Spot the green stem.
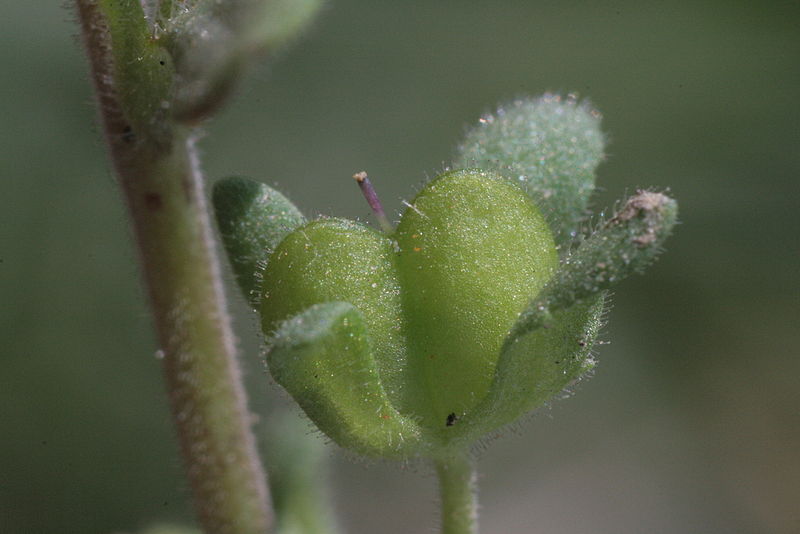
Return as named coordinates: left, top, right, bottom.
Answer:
left=435, top=453, right=478, bottom=534
left=75, top=3, right=272, bottom=532
left=132, top=132, right=272, bottom=534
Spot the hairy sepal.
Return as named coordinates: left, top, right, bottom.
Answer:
left=455, top=94, right=606, bottom=248
left=213, top=176, right=305, bottom=307
left=452, top=295, right=604, bottom=446
left=448, top=190, right=675, bottom=443
left=259, top=217, right=417, bottom=419
left=267, top=302, right=424, bottom=458
left=512, top=190, right=678, bottom=337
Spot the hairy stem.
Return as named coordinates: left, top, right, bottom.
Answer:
left=130, top=132, right=272, bottom=534
left=436, top=453, right=478, bottom=534
left=75, top=2, right=271, bottom=532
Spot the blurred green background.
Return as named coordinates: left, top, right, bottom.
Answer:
left=2, top=2, right=798, bottom=533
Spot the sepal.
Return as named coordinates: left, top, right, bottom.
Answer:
left=267, top=302, right=425, bottom=458
left=455, top=94, right=605, bottom=248
left=213, top=176, right=305, bottom=307
left=512, top=190, right=678, bottom=337
left=452, top=296, right=604, bottom=446
left=447, top=191, right=675, bottom=444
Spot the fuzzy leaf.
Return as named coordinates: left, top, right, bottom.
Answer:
left=512, top=190, right=678, bottom=339
left=455, top=94, right=605, bottom=248
left=267, top=303, right=424, bottom=458
left=213, top=176, right=305, bottom=307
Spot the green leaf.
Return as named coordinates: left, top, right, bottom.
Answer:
left=213, top=176, right=305, bottom=307
left=267, top=302, right=424, bottom=458
left=455, top=94, right=606, bottom=248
